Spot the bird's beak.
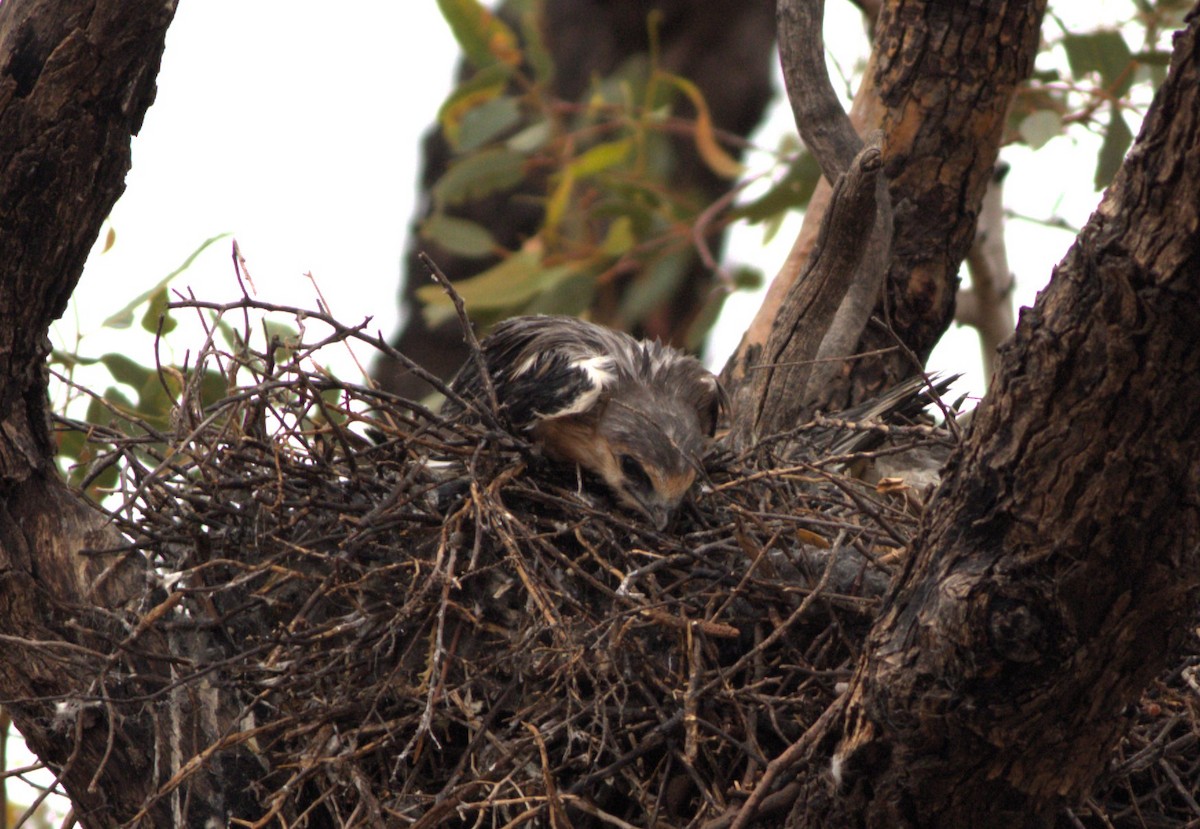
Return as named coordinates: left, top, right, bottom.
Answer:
left=622, top=493, right=674, bottom=530
left=652, top=506, right=671, bottom=531
left=641, top=503, right=671, bottom=531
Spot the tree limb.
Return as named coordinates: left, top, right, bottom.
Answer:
left=725, top=0, right=1046, bottom=412
left=0, top=1, right=191, bottom=824
left=787, top=7, right=1200, bottom=825
left=958, top=163, right=1016, bottom=383
left=730, top=139, right=885, bottom=446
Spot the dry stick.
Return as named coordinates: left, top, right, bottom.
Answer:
left=701, top=533, right=852, bottom=829
left=417, top=251, right=499, bottom=417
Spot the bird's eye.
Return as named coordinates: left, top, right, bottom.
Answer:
left=618, top=454, right=652, bottom=489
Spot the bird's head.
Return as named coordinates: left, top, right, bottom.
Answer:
left=534, top=387, right=715, bottom=530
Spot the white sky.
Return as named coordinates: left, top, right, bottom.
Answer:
left=18, top=0, right=1144, bottom=815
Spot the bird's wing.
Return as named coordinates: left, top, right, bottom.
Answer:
left=448, top=316, right=631, bottom=429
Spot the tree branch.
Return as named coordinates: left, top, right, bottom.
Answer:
left=0, top=1, right=190, bottom=824
left=725, top=0, right=1046, bottom=412
left=958, top=163, right=1016, bottom=383
left=787, top=7, right=1200, bottom=825
left=730, top=139, right=885, bottom=446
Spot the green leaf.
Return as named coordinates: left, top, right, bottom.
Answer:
left=1133, top=49, right=1171, bottom=88
left=98, top=353, right=155, bottom=391
left=1132, top=49, right=1172, bottom=66
left=732, top=266, right=763, bottom=290
left=416, top=248, right=585, bottom=326
left=1062, top=30, right=1134, bottom=96
left=436, top=0, right=522, bottom=70
left=198, top=367, right=230, bottom=408
left=50, top=349, right=98, bottom=370
left=600, top=216, right=635, bottom=257
left=567, top=139, right=633, bottom=179
left=437, top=64, right=510, bottom=148
left=133, top=377, right=176, bottom=431
left=617, top=247, right=691, bottom=325
left=733, top=151, right=821, bottom=224
left=56, top=425, right=86, bottom=465
left=140, top=285, right=177, bottom=334
left=421, top=214, right=499, bottom=259
left=1017, top=109, right=1063, bottom=150
left=1095, top=105, right=1133, bottom=191
left=95, top=386, right=136, bottom=419
left=684, top=288, right=728, bottom=352
left=515, top=0, right=554, bottom=83
left=433, top=148, right=526, bottom=208
left=422, top=212, right=496, bottom=257
left=506, top=120, right=551, bottom=153
left=522, top=271, right=595, bottom=318
left=456, top=95, right=523, bottom=152
left=102, top=233, right=231, bottom=329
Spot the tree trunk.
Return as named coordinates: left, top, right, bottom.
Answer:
left=785, top=7, right=1200, bottom=826
left=0, top=1, right=191, bottom=825
left=725, top=0, right=1045, bottom=416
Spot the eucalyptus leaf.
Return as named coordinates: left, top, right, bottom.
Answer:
left=1018, top=110, right=1063, bottom=150
left=434, top=148, right=526, bottom=208
left=421, top=214, right=499, bottom=259
left=436, top=0, right=521, bottom=70
left=457, top=96, right=522, bottom=152
left=102, top=233, right=231, bottom=329
left=1063, top=30, right=1134, bottom=96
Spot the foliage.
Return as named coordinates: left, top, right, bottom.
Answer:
left=424, top=0, right=1187, bottom=350
left=420, top=0, right=792, bottom=343
left=1012, top=1, right=1191, bottom=189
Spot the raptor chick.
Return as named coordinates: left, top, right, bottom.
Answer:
left=445, top=315, right=724, bottom=529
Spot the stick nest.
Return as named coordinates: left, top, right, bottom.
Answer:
left=59, top=300, right=1200, bottom=828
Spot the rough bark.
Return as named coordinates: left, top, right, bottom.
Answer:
left=0, top=1, right=191, bottom=825
left=374, top=0, right=776, bottom=399
left=725, top=0, right=1045, bottom=415
left=784, top=7, right=1200, bottom=826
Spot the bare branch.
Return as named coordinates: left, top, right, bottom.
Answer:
left=730, top=140, right=884, bottom=445
left=958, top=163, right=1017, bottom=383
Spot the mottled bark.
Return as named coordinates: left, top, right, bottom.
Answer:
left=785, top=7, right=1200, bottom=826
left=725, top=0, right=1045, bottom=416
left=730, top=138, right=885, bottom=445
left=0, top=1, right=191, bottom=825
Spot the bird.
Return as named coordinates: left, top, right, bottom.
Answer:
left=443, top=315, right=725, bottom=529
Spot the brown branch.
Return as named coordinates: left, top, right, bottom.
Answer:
left=730, top=140, right=884, bottom=446
left=726, top=0, right=1045, bottom=413
left=776, top=0, right=862, bottom=179
left=957, top=163, right=1017, bottom=383
left=787, top=7, right=1200, bottom=825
